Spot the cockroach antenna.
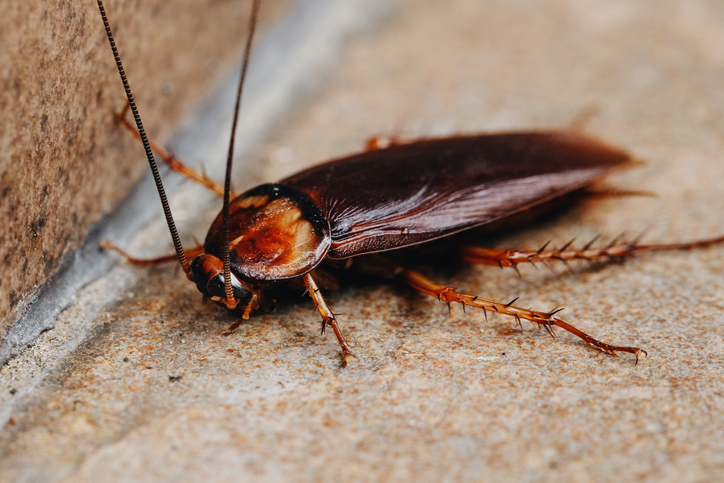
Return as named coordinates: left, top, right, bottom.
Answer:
left=97, top=0, right=263, bottom=304
left=96, top=0, right=191, bottom=277
left=222, top=0, right=262, bottom=310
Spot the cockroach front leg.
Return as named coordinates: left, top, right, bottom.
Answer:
left=303, top=273, right=355, bottom=366
left=116, top=102, right=234, bottom=198
left=403, top=269, right=647, bottom=363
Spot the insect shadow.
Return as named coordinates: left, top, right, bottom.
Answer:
left=96, top=0, right=724, bottom=366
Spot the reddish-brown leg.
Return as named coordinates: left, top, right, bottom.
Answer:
left=116, top=103, right=233, bottom=198
left=101, top=239, right=204, bottom=266
left=303, top=273, right=355, bottom=366
left=460, top=234, right=724, bottom=270
left=221, top=320, right=244, bottom=336
left=403, top=268, right=646, bottom=363
left=364, top=133, right=419, bottom=151
left=219, top=292, right=260, bottom=336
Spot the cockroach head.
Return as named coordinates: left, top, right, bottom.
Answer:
left=190, top=253, right=253, bottom=308
left=191, top=183, right=332, bottom=312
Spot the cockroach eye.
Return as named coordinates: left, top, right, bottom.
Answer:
left=190, top=254, right=251, bottom=305
left=207, top=274, right=251, bottom=304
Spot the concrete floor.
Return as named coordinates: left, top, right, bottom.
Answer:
left=3, top=0, right=724, bottom=481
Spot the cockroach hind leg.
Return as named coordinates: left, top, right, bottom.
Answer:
left=460, top=231, right=724, bottom=278
left=402, top=268, right=646, bottom=363
left=340, top=345, right=357, bottom=368
left=546, top=306, right=565, bottom=317
left=303, top=274, right=356, bottom=366
left=559, top=237, right=576, bottom=252
left=460, top=231, right=724, bottom=274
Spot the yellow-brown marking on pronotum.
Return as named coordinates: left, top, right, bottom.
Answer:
left=237, top=195, right=269, bottom=209
left=222, top=196, right=328, bottom=280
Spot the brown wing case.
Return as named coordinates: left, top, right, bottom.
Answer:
left=280, top=132, right=633, bottom=259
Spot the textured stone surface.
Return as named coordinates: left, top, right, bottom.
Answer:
left=2, top=0, right=724, bottom=481
left=0, top=0, right=291, bottom=339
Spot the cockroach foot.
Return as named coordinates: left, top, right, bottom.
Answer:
left=304, top=273, right=355, bottom=365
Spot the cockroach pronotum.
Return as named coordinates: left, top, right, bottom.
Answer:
left=96, top=0, right=724, bottom=366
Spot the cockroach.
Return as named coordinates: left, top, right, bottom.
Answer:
left=96, top=0, right=724, bottom=366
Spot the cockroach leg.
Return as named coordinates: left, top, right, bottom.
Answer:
left=402, top=268, right=647, bottom=363
left=460, top=233, right=724, bottom=271
left=241, top=292, right=259, bottom=320
left=364, top=134, right=412, bottom=151
left=101, top=239, right=204, bottom=266
left=221, top=293, right=259, bottom=335
left=303, top=273, right=355, bottom=366
left=116, top=102, right=232, bottom=198
left=221, top=319, right=245, bottom=336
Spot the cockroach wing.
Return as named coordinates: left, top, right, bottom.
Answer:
left=280, top=132, right=632, bottom=259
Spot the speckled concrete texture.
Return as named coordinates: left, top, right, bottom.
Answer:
left=2, top=0, right=724, bottom=481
